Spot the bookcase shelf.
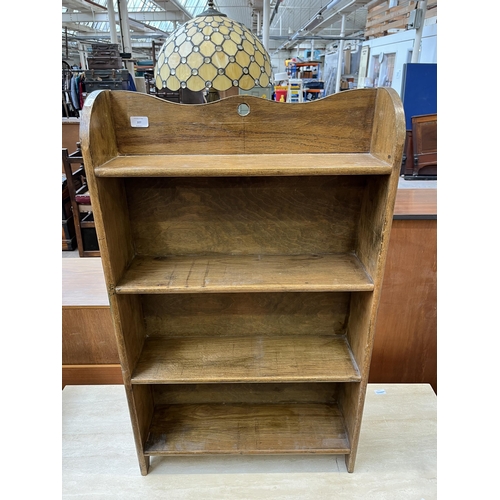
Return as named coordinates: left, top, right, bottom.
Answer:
left=131, top=335, right=361, bottom=384
left=115, top=254, right=374, bottom=294
left=81, top=88, right=405, bottom=475
left=144, top=402, right=351, bottom=456
left=94, top=153, right=392, bottom=177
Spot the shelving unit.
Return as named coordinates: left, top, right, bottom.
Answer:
left=80, top=88, right=405, bottom=475
left=287, top=78, right=304, bottom=102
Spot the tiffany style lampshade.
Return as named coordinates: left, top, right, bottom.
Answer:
left=154, top=1, right=272, bottom=92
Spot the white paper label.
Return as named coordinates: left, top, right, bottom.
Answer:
left=130, top=116, right=149, bottom=127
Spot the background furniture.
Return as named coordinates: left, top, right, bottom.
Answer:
left=62, top=145, right=100, bottom=257
left=63, top=383, right=437, bottom=497
left=81, top=88, right=405, bottom=475
left=401, top=114, right=437, bottom=178
left=62, top=258, right=122, bottom=389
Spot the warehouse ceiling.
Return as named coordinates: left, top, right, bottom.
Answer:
left=62, top=0, right=372, bottom=63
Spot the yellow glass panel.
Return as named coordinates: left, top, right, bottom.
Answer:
left=235, top=50, right=250, bottom=68
left=168, top=52, right=181, bottom=68
left=176, top=32, right=187, bottom=45
left=159, top=63, right=170, bottom=81
left=211, top=31, right=224, bottom=46
left=179, top=41, right=193, bottom=58
left=198, top=63, right=217, bottom=82
left=232, top=23, right=243, bottom=35
left=212, top=51, right=229, bottom=69
left=249, top=62, right=261, bottom=79
left=187, top=51, right=204, bottom=69
left=191, top=32, right=204, bottom=46
left=155, top=75, right=163, bottom=89
left=157, top=52, right=165, bottom=68
left=254, top=50, right=264, bottom=66
left=212, top=74, right=232, bottom=91
left=204, top=16, right=213, bottom=23
left=187, top=25, right=198, bottom=37
left=202, top=25, right=212, bottom=36
left=264, top=60, right=271, bottom=75
left=259, top=73, right=270, bottom=88
left=242, top=39, right=254, bottom=55
left=198, top=21, right=206, bottom=28
left=163, top=41, right=175, bottom=57
left=166, top=75, right=180, bottom=91
left=239, top=74, right=255, bottom=90
left=187, top=75, right=206, bottom=91
left=219, top=25, right=229, bottom=35
left=230, top=31, right=242, bottom=44
left=199, top=40, right=216, bottom=57
left=222, top=39, right=238, bottom=56
left=255, top=38, right=265, bottom=54
left=176, top=64, right=191, bottom=82
left=213, top=16, right=224, bottom=23
left=225, top=62, right=242, bottom=80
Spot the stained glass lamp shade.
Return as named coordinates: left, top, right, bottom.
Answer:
left=154, top=1, right=272, bottom=92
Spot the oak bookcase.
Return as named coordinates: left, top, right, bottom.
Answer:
left=80, top=88, right=405, bottom=475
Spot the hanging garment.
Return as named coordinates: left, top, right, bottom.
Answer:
left=70, top=75, right=80, bottom=110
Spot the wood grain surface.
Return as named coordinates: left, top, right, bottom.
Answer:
left=108, top=90, right=377, bottom=155
left=131, top=335, right=360, bottom=384
left=95, top=153, right=391, bottom=177
left=141, top=292, right=350, bottom=337
left=144, top=403, right=350, bottom=455
left=152, top=382, right=340, bottom=405
left=125, top=176, right=365, bottom=256
left=115, top=254, right=374, bottom=293
left=394, top=188, right=437, bottom=216
left=62, top=307, right=118, bottom=364
left=370, top=219, right=437, bottom=392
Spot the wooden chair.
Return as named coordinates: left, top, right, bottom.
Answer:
left=62, top=144, right=100, bottom=257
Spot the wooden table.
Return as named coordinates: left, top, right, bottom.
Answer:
left=62, top=383, right=437, bottom=498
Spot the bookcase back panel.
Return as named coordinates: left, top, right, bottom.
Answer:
left=108, top=90, right=377, bottom=155
left=125, top=176, right=366, bottom=256
left=152, top=383, right=340, bottom=405
left=141, top=292, right=350, bottom=337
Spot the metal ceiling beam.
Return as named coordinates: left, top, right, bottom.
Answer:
left=62, top=12, right=186, bottom=22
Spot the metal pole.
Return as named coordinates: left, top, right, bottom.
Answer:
left=411, top=0, right=427, bottom=63
left=263, top=0, right=270, bottom=51
left=335, top=14, right=346, bottom=93
left=107, top=0, right=118, bottom=45
left=117, top=0, right=136, bottom=85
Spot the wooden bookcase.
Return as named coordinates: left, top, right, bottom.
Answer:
left=80, top=88, right=405, bottom=475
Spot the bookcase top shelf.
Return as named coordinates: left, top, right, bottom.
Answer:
left=95, top=153, right=392, bottom=177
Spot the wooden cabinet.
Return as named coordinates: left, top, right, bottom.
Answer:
left=80, top=88, right=405, bottom=475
